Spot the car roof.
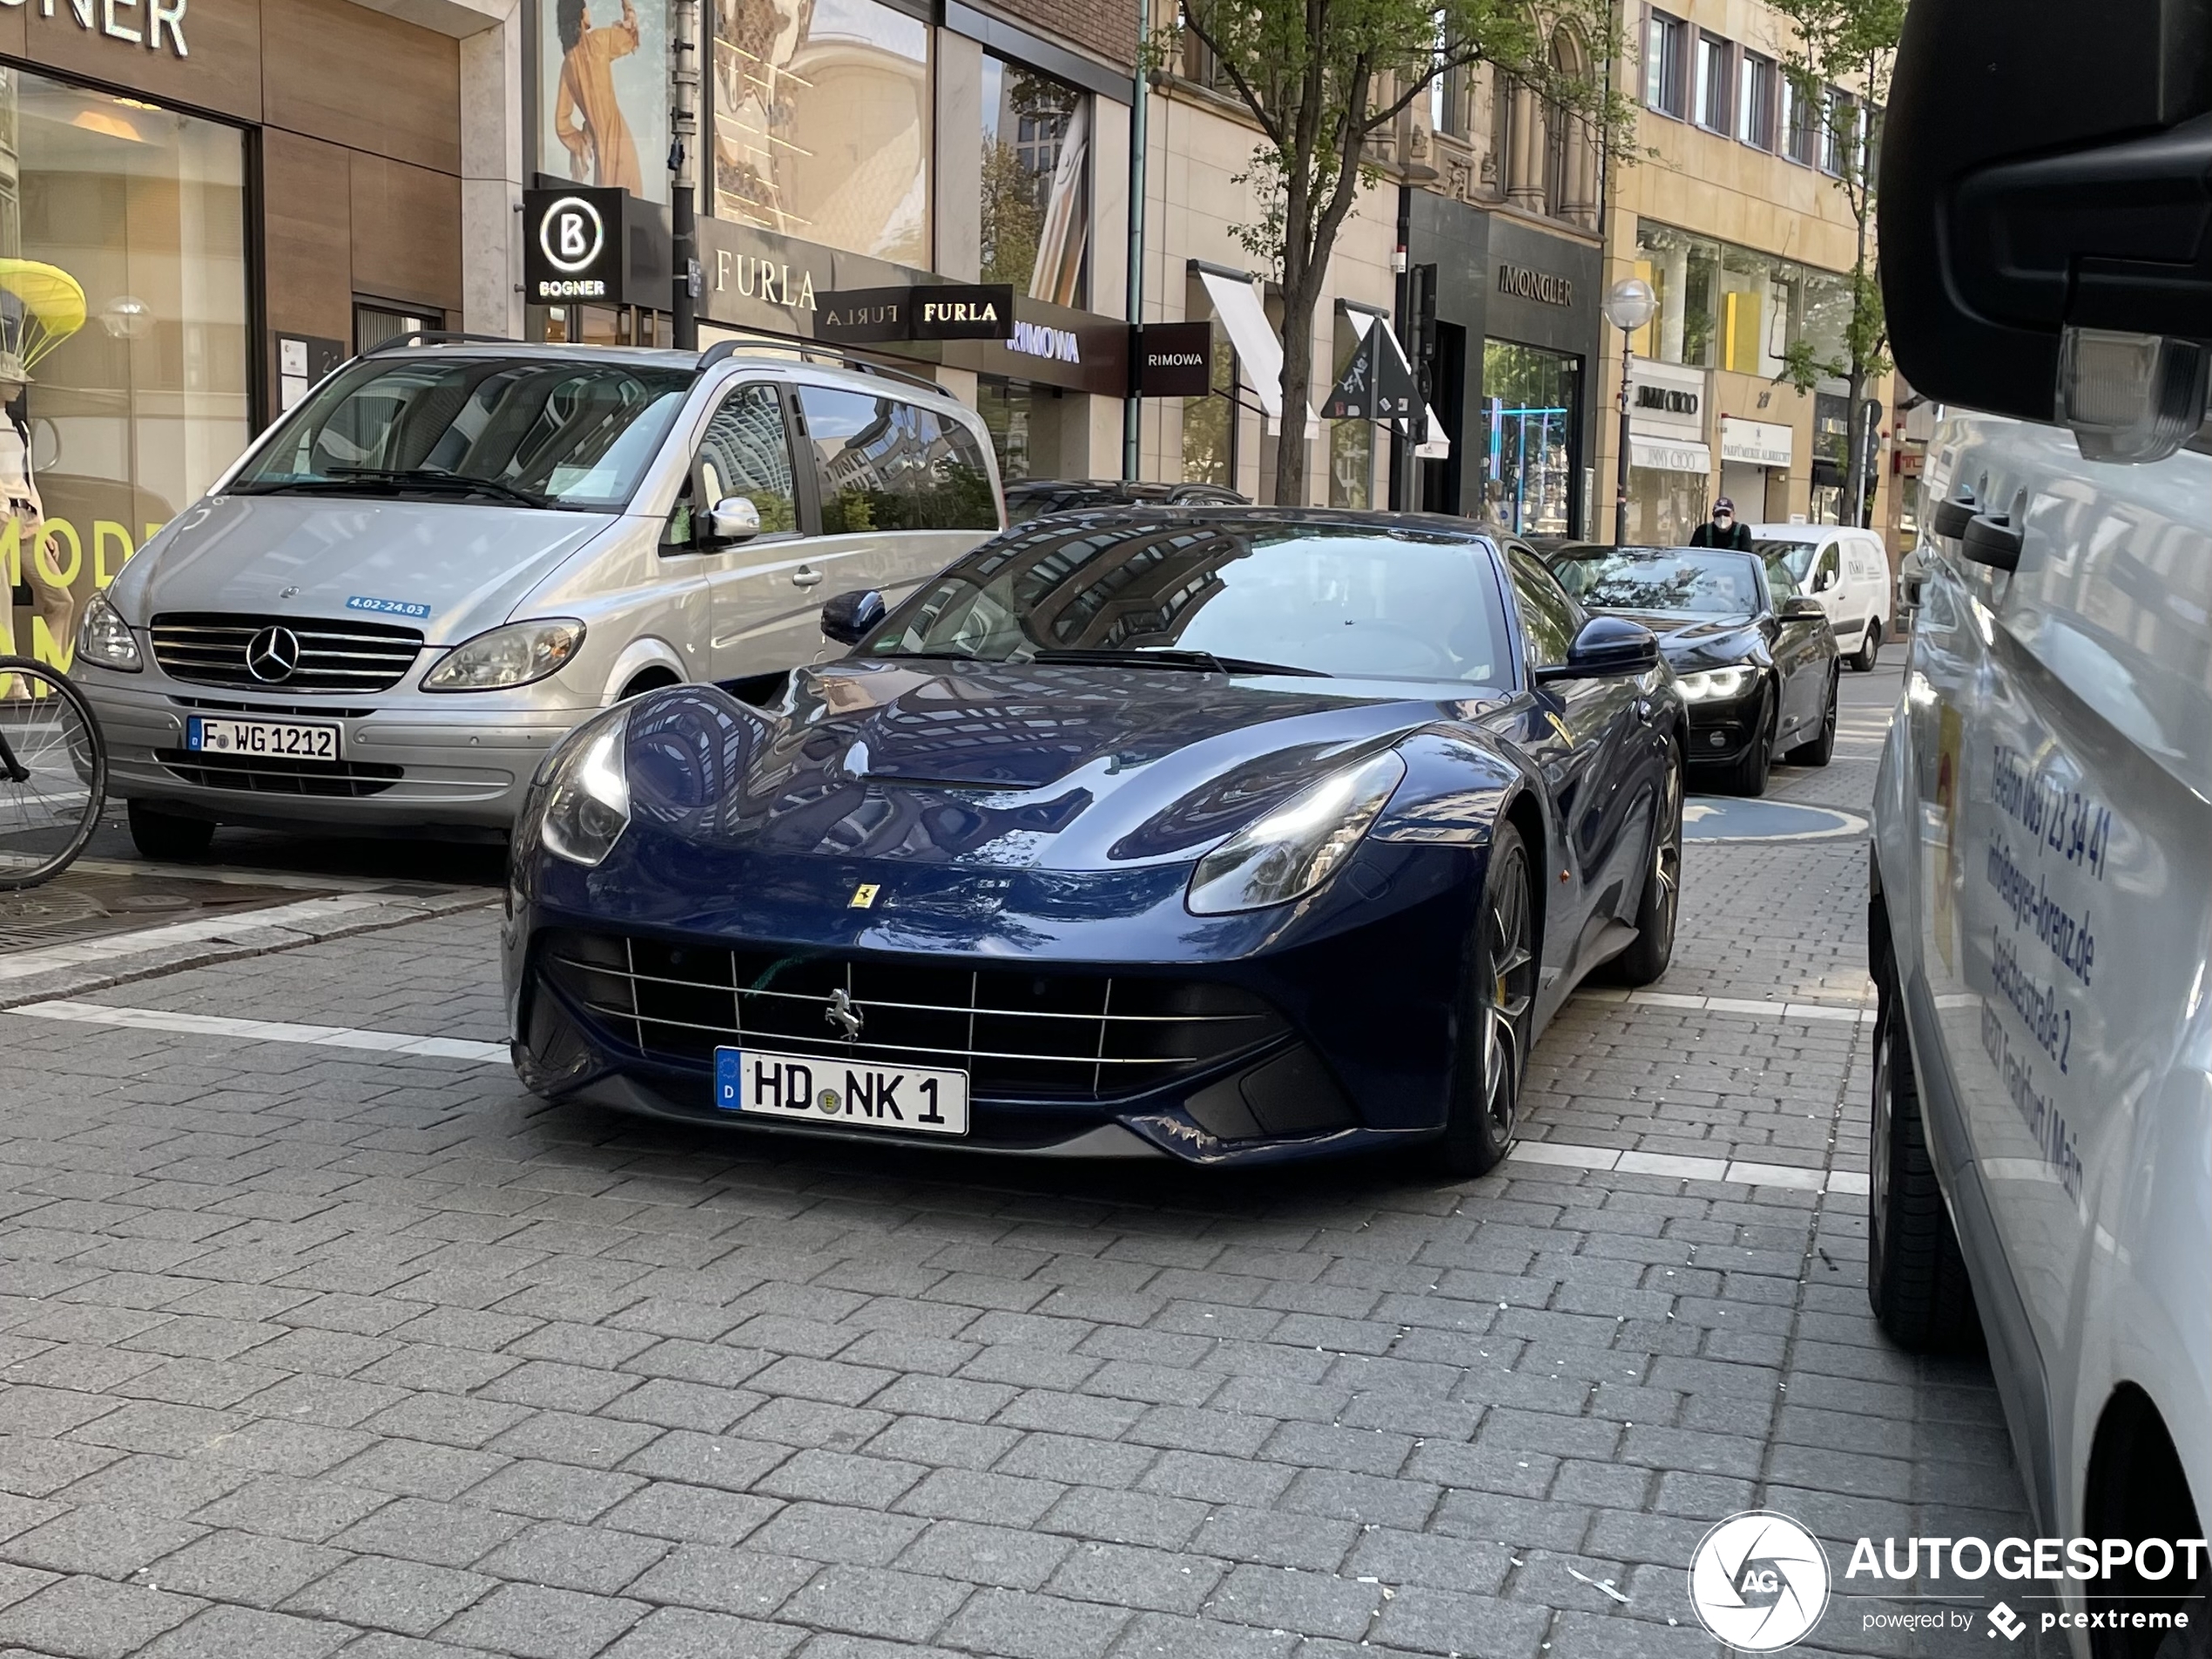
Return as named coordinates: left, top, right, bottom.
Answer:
left=351, top=341, right=978, bottom=415
left=994, top=504, right=1501, bottom=542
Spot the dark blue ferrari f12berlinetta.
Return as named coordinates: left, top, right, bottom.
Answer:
left=502, top=509, right=1687, bottom=1171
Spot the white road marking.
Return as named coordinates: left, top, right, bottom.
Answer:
left=0, top=895, right=386, bottom=983
left=1510, top=1138, right=1870, bottom=1195
left=4, top=998, right=509, bottom=1064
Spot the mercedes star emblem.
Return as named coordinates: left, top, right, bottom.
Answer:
left=246, top=625, right=303, bottom=684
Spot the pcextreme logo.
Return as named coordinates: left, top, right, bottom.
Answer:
left=1689, top=1512, right=1831, bottom=1651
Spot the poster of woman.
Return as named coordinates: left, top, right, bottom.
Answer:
left=542, top=0, right=666, bottom=205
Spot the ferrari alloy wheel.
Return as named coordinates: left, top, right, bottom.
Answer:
left=1609, top=743, right=1683, bottom=986
left=1442, top=821, right=1535, bottom=1177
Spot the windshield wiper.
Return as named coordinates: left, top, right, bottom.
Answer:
left=1029, top=647, right=1329, bottom=678
left=237, top=469, right=550, bottom=509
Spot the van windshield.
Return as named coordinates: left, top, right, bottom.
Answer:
left=1753, top=537, right=1822, bottom=587
left=230, top=357, right=693, bottom=511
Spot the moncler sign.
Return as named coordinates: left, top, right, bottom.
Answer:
left=522, top=186, right=627, bottom=305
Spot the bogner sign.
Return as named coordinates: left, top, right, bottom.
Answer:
left=523, top=187, right=628, bottom=305
left=20, top=0, right=191, bottom=57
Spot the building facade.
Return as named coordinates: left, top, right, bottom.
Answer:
left=1595, top=0, right=1889, bottom=545
left=0, top=0, right=518, bottom=674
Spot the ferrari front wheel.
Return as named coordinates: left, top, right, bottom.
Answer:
left=1441, top=820, right=1536, bottom=1177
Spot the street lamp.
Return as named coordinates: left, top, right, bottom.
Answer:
left=1602, top=276, right=1656, bottom=545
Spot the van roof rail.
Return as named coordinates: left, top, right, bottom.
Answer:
left=361, top=330, right=521, bottom=356
left=697, top=336, right=946, bottom=398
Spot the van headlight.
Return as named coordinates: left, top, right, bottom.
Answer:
left=539, top=707, right=631, bottom=867
left=1186, top=751, right=1405, bottom=915
left=421, top=619, right=584, bottom=692
left=77, top=590, right=141, bottom=671
left=1678, top=665, right=1757, bottom=702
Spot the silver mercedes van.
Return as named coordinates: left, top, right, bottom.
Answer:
left=71, top=337, right=1003, bottom=856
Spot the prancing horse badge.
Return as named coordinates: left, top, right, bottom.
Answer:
left=849, top=883, right=880, bottom=909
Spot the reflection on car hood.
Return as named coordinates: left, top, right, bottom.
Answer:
left=107, top=495, right=614, bottom=646
left=1592, top=608, right=1762, bottom=667
left=623, top=660, right=1468, bottom=873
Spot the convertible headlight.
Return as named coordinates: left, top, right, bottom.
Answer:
left=540, top=707, right=631, bottom=867
left=421, top=619, right=585, bottom=692
left=1678, top=665, right=1757, bottom=702
left=76, top=590, right=141, bottom=671
left=1186, top=751, right=1406, bottom=915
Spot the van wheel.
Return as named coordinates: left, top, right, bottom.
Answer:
left=128, top=799, right=215, bottom=862
left=1851, top=618, right=1882, bottom=672
left=1869, top=915, right=1982, bottom=1352
left=1784, top=670, right=1838, bottom=767
left=619, top=670, right=681, bottom=700
left=1440, top=822, right=1535, bottom=1177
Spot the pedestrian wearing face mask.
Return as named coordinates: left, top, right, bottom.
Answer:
left=1689, top=496, right=1753, bottom=550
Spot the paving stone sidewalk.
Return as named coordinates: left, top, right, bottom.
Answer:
left=0, top=662, right=2050, bottom=1658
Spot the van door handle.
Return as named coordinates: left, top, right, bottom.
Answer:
left=791, top=565, right=824, bottom=590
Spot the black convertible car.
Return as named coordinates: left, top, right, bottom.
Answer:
left=1547, top=544, right=1839, bottom=795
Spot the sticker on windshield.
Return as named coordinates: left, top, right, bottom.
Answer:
left=347, top=596, right=432, bottom=620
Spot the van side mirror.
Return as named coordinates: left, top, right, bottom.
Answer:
left=705, top=496, right=761, bottom=546
left=1811, top=565, right=1837, bottom=593
left=1880, top=0, right=2212, bottom=462
left=820, top=589, right=887, bottom=647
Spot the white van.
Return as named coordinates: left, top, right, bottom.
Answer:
left=1747, top=523, right=1893, bottom=671
left=71, top=338, right=1004, bottom=857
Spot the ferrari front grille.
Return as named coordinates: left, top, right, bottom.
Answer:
left=542, top=930, right=1288, bottom=1101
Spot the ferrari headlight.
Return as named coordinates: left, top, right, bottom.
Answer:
left=422, top=619, right=584, bottom=692
left=77, top=590, right=141, bottom=671
left=1186, top=751, right=1406, bottom=915
left=540, top=706, right=631, bottom=867
left=1678, top=665, right=1757, bottom=702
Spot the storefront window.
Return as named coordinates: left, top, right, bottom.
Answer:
left=0, top=69, right=248, bottom=673
left=980, top=56, right=1089, bottom=307
left=1626, top=465, right=1708, bottom=544
left=1480, top=341, right=1578, bottom=537
left=1632, top=219, right=1851, bottom=380
left=976, top=377, right=1074, bottom=482
left=1327, top=419, right=1372, bottom=509
left=1180, top=327, right=1237, bottom=487
left=712, top=0, right=930, bottom=267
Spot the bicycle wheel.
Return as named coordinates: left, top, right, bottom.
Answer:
left=0, top=657, right=105, bottom=890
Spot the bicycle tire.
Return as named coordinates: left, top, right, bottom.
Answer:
left=0, top=656, right=106, bottom=891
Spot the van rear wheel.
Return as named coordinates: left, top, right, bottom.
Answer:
left=1851, top=618, right=1882, bottom=671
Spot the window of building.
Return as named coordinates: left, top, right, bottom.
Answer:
left=1180, top=301, right=1238, bottom=489
left=0, top=69, right=248, bottom=675
left=1781, top=77, right=1817, bottom=165
left=976, top=377, right=1081, bottom=484
left=712, top=0, right=931, bottom=268
left=1430, top=63, right=1469, bottom=139
left=1693, top=32, right=1730, bottom=132
left=980, top=56, right=1089, bottom=308
left=1643, top=10, right=1687, bottom=117
left=1736, top=52, right=1776, bottom=148
left=355, top=304, right=440, bottom=354
left=1631, top=219, right=1854, bottom=380
left=1822, top=89, right=1855, bottom=175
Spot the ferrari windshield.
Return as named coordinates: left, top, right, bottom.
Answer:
left=1550, top=547, right=1764, bottom=617
left=231, top=355, right=693, bottom=511
left=867, top=518, right=1513, bottom=684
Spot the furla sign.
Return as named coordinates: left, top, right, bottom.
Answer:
left=13, top=0, right=191, bottom=57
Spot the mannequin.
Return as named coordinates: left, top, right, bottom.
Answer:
left=0, top=352, right=71, bottom=694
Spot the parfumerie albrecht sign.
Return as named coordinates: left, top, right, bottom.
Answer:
left=16, top=0, right=190, bottom=56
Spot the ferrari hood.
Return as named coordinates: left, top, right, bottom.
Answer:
left=107, top=495, right=615, bottom=646
left=623, top=660, right=1475, bottom=873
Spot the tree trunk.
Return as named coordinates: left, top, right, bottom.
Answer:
left=1271, top=268, right=1321, bottom=505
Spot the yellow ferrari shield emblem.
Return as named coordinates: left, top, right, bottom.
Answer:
left=849, top=883, right=880, bottom=909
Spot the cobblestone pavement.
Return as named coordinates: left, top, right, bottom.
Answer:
left=0, top=659, right=2056, bottom=1659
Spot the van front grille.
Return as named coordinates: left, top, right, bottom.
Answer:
left=542, top=930, right=1287, bottom=1101
left=156, top=748, right=403, bottom=798
left=152, top=613, right=422, bottom=693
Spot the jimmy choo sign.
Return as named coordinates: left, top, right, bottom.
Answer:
left=10, top=0, right=190, bottom=57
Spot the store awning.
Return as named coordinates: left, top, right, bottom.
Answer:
left=1346, top=310, right=1451, bottom=459
left=1630, top=436, right=1712, bottom=475
left=1197, top=266, right=1317, bottom=435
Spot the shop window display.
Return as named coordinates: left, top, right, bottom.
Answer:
left=979, top=56, right=1089, bottom=307
left=1480, top=341, right=1577, bottom=537
left=1180, top=327, right=1237, bottom=489
left=713, top=0, right=931, bottom=268
left=0, top=69, right=248, bottom=682
left=1630, top=219, right=1850, bottom=379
